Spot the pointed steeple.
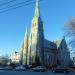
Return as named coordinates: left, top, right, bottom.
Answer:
left=34, top=0, right=40, bottom=17
left=19, top=40, right=24, bottom=65
left=30, top=0, right=44, bottom=65
left=23, top=27, right=28, bottom=65
left=24, top=27, right=28, bottom=39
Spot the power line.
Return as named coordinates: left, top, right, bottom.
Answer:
left=0, top=1, right=34, bottom=13
left=0, top=0, right=43, bottom=13
left=0, top=0, right=33, bottom=11
left=0, top=0, right=17, bottom=7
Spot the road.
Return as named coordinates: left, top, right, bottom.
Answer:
left=0, top=70, right=75, bottom=75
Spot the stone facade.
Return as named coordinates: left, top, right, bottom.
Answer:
left=56, top=37, right=70, bottom=67
left=19, top=0, right=71, bottom=67
left=44, top=39, right=57, bottom=67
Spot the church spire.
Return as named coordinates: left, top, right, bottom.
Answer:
left=34, top=0, right=40, bottom=17
left=24, top=27, right=28, bottom=39
left=23, top=27, right=28, bottom=65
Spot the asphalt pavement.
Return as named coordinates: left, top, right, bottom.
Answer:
left=0, top=70, right=75, bottom=75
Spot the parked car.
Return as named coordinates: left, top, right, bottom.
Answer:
left=0, top=66, right=12, bottom=70
left=14, top=65, right=26, bottom=71
left=5, top=66, right=12, bottom=70
left=52, top=67, right=70, bottom=73
left=31, top=66, right=46, bottom=72
left=0, top=67, right=5, bottom=70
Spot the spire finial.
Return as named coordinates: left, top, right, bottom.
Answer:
left=24, top=27, right=28, bottom=39
left=34, top=0, right=40, bottom=17
left=36, top=0, right=39, bottom=7
left=25, top=27, right=28, bottom=34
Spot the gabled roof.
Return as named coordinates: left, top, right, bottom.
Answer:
left=44, top=39, right=57, bottom=49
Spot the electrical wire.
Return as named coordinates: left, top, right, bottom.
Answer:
left=0, top=0, right=17, bottom=6
left=0, top=0, right=33, bottom=11
left=0, top=0, right=43, bottom=13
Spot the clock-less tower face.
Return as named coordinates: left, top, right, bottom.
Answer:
left=31, top=17, right=43, bottom=43
left=31, top=19, right=38, bottom=44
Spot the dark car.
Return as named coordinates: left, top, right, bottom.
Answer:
left=31, top=66, right=46, bottom=72
left=52, top=67, right=70, bottom=73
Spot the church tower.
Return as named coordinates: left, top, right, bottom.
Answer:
left=29, top=0, right=44, bottom=66
left=19, top=40, right=24, bottom=65
left=23, top=28, right=28, bottom=65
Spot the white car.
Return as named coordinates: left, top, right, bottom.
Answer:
left=31, top=66, right=46, bottom=72
left=15, top=66, right=26, bottom=71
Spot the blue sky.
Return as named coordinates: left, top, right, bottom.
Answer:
left=0, top=0, right=75, bottom=56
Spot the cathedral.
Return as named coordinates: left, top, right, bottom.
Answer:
left=19, top=0, right=71, bottom=67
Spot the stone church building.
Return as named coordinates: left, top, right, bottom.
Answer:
left=19, top=0, right=71, bottom=67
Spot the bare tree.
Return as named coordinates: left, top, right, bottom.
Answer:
left=64, top=18, right=75, bottom=50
